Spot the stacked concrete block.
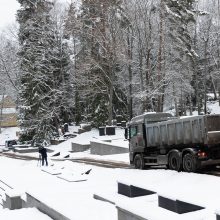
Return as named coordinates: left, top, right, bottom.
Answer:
left=3, top=191, right=22, bottom=210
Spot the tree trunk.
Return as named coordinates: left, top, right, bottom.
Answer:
left=127, top=26, right=133, bottom=119
left=157, top=0, right=164, bottom=112
left=108, top=83, right=113, bottom=125
left=0, top=89, right=5, bottom=134
left=173, top=84, right=179, bottom=117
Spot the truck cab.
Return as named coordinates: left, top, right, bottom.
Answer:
left=127, top=112, right=173, bottom=169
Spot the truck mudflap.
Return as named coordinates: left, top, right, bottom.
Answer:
left=129, top=152, right=135, bottom=163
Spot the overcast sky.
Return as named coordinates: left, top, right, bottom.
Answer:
left=0, top=0, right=20, bottom=30
left=0, top=0, right=71, bottom=30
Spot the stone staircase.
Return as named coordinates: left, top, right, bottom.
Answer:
left=94, top=181, right=219, bottom=220
left=0, top=179, right=13, bottom=208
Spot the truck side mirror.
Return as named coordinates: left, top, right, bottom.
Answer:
left=124, top=128, right=128, bottom=139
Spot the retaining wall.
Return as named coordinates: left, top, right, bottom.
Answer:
left=71, top=143, right=90, bottom=152
left=90, top=141, right=128, bottom=155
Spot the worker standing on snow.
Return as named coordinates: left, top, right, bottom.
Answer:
left=38, top=146, right=48, bottom=166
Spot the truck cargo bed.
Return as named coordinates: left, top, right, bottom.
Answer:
left=145, top=115, right=220, bottom=148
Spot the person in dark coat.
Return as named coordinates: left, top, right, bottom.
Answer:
left=38, top=146, right=48, bottom=166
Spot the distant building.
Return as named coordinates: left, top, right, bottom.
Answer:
left=0, top=95, right=17, bottom=127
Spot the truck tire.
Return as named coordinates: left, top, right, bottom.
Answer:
left=134, top=154, right=145, bottom=169
left=183, top=153, right=197, bottom=172
left=168, top=152, right=181, bottom=171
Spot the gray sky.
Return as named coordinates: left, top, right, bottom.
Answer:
left=0, top=0, right=20, bottom=30
left=0, top=0, right=71, bottom=30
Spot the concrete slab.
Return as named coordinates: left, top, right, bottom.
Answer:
left=90, top=141, right=128, bottom=155
left=57, top=174, right=87, bottom=182
left=71, top=143, right=90, bottom=152
left=25, top=193, right=71, bottom=220
left=93, top=193, right=116, bottom=205
left=41, top=167, right=62, bottom=175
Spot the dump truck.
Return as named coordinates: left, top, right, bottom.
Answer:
left=126, top=112, right=220, bottom=172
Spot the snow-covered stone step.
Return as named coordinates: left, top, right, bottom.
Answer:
left=0, top=185, right=5, bottom=193
left=117, top=173, right=220, bottom=213
left=116, top=199, right=214, bottom=220
left=94, top=188, right=213, bottom=220
left=0, top=179, right=13, bottom=191
left=3, top=190, right=23, bottom=210
left=25, top=192, right=70, bottom=220
left=0, top=179, right=14, bottom=207
left=0, top=186, right=5, bottom=199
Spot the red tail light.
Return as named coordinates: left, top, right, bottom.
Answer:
left=198, top=151, right=207, bottom=158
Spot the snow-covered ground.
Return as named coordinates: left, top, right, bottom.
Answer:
left=0, top=126, right=129, bottom=219
left=1, top=101, right=220, bottom=219
left=0, top=207, right=53, bottom=220
left=1, top=149, right=220, bottom=220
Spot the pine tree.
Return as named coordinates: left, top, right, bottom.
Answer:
left=17, top=0, right=72, bottom=142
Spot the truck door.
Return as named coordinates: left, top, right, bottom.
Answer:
left=129, top=124, right=145, bottom=151
left=129, top=125, right=138, bottom=152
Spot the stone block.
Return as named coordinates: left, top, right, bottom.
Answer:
left=118, top=182, right=155, bottom=198
left=98, top=127, right=105, bottom=136
left=71, top=143, right=90, bottom=152
left=158, top=195, right=176, bottom=213
left=51, top=152, right=60, bottom=157
left=118, top=182, right=130, bottom=197
left=106, top=126, right=115, bottom=135
left=90, top=141, right=128, bottom=155
left=4, top=193, right=22, bottom=210
left=158, top=195, right=204, bottom=214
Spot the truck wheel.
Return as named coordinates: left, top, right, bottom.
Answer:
left=183, top=153, right=197, bottom=172
left=134, top=154, right=145, bottom=169
left=168, top=152, right=181, bottom=171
